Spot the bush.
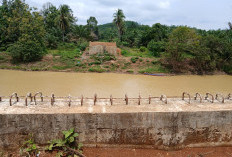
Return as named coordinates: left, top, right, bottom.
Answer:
left=7, top=41, right=45, bottom=63
left=131, top=57, right=139, bottom=63
left=139, top=46, right=147, bottom=52
left=121, top=49, right=128, bottom=56
left=77, top=41, right=89, bottom=51
left=147, top=40, right=166, bottom=57
left=223, top=64, right=232, bottom=74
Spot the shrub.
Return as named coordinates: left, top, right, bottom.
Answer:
left=147, top=40, right=166, bottom=57
left=77, top=41, right=89, bottom=51
left=139, top=46, right=147, bottom=52
left=121, top=49, right=128, bottom=56
left=7, top=41, right=45, bottom=63
left=131, top=57, right=139, bottom=63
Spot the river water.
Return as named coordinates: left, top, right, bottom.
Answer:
left=0, top=70, right=231, bottom=97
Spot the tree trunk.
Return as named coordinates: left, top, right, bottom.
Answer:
left=62, top=32, right=65, bottom=42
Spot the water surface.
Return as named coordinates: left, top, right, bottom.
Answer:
left=0, top=70, right=231, bottom=97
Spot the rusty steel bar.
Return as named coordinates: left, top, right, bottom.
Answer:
left=94, top=94, right=97, bottom=106
left=25, top=93, right=32, bottom=106
left=81, top=95, right=84, bottom=106
left=9, top=93, right=19, bottom=106
left=194, top=93, right=202, bottom=103
left=110, top=95, right=113, bottom=106
left=215, top=93, right=224, bottom=103
left=205, top=93, right=214, bottom=103
left=148, top=95, right=151, bottom=104
left=160, top=95, right=167, bottom=104
left=34, top=92, right=43, bottom=105
left=182, top=92, right=191, bottom=104
left=227, top=93, right=231, bottom=99
left=125, top=94, right=128, bottom=105
left=68, top=95, right=71, bottom=107
left=51, top=94, right=55, bottom=106
left=138, top=95, right=141, bottom=105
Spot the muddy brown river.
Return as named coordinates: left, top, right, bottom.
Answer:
left=0, top=70, right=231, bottom=97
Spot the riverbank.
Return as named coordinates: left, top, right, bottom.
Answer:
left=0, top=48, right=170, bottom=75
left=0, top=48, right=230, bottom=75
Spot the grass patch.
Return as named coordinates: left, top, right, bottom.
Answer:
left=88, top=66, right=106, bottom=73
left=49, top=49, right=82, bottom=66
left=121, top=47, right=156, bottom=58
left=51, top=65, right=71, bottom=70
left=139, top=65, right=169, bottom=74
left=126, top=70, right=134, bottom=73
left=0, top=65, right=27, bottom=70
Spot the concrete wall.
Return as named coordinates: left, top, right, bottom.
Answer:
left=1, top=111, right=232, bottom=150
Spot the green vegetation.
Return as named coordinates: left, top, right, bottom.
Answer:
left=131, top=57, right=139, bottom=63
left=90, top=51, right=116, bottom=63
left=139, top=65, right=169, bottom=74
left=17, top=128, right=84, bottom=157
left=0, top=0, right=231, bottom=75
left=20, top=135, right=39, bottom=156
left=88, top=66, right=106, bottom=73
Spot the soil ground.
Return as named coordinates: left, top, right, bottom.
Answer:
left=2, top=147, right=232, bottom=157
left=82, top=147, right=232, bottom=157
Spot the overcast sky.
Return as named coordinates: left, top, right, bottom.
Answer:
left=26, top=0, right=232, bottom=30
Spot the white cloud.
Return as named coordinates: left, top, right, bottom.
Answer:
left=25, top=0, right=232, bottom=30
left=158, top=1, right=170, bottom=9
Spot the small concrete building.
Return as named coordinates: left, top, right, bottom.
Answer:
left=88, top=42, right=117, bottom=55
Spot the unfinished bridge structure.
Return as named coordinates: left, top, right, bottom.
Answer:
left=0, top=92, right=232, bottom=150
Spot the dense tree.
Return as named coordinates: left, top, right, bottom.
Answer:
left=164, top=26, right=201, bottom=72
left=113, top=9, right=126, bottom=41
left=6, top=1, right=45, bottom=62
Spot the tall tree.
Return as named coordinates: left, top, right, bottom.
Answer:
left=228, top=22, right=232, bottom=30
left=87, top=16, right=98, bottom=40
left=56, top=4, right=75, bottom=42
left=0, top=0, right=9, bottom=50
left=41, top=2, right=61, bottom=48
left=113, top=9, right=125, bottom=41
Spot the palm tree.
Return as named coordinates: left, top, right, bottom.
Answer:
left=113, top=9, right=125, bottom=41
left=56, top=4, right=74, bottom=42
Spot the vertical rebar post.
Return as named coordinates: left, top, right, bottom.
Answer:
left=81, top=95, right=84, bottom=106
left=125, top=94, right=128, bottom=105
left=94, top=94, right=97, bottom=106
left=110, top=95, right=113, bottom=106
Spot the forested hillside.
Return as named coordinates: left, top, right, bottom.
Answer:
left=0, top=0, right=231, bottom=74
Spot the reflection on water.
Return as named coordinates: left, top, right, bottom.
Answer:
left=0, top=70, right=231, bottom=97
